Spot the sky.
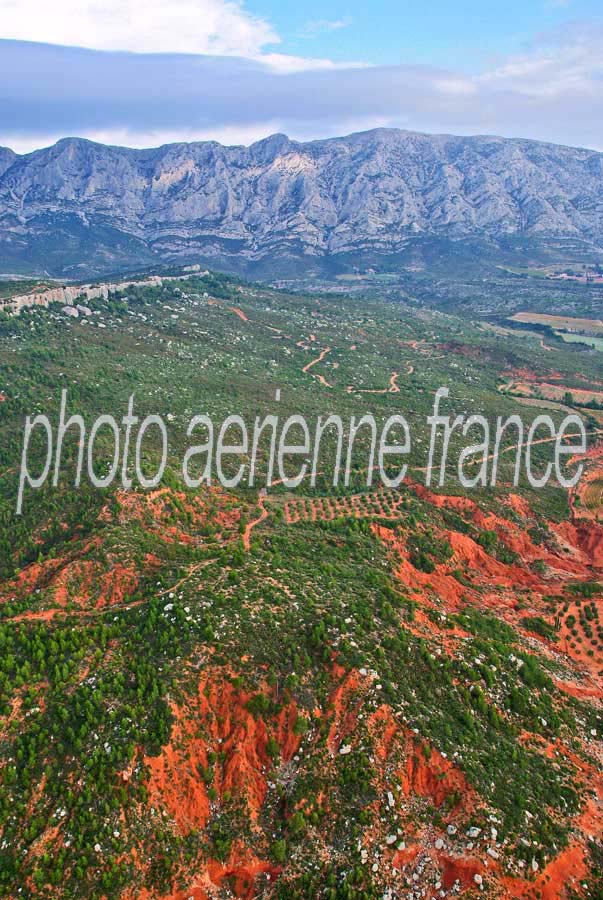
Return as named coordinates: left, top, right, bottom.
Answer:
left=1, top=0, right=603, bottom=153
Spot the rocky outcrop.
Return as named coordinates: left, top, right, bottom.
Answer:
left=1, top=129, right=603, bottom=275
left=0, top=147, right=16, bottom=178
left=3, top=271, right=206, bottom=313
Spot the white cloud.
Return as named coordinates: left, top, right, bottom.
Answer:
left=3, top=20, right=603, bottom=154
left=0, top=0, right=278, bottom=57
left=478, top=21, right=603, bottom=97
left=260, top=52, right=367, bottom=74
left=0, top=0, right=360, bottom=73
left=432, top=77, right=478, bottom=97
left=301, top=19, right=352, bottom=37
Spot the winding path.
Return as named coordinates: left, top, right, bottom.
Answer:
left=346, top=371, right=400, bottom=394
left=242, top=495, right=269, bottom=550
left=302, top=347, right=333, bottom=388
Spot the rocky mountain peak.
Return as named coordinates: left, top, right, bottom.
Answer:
left=1, top=128, right=602, bottom=276
left=0, top=147, right=17, bottom=177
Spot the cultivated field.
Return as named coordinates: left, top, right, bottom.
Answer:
left=510, top=311, right=603, bottom=334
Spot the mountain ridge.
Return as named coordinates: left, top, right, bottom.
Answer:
left=0, top=147, right=17, bottom=177
left=1, top=128, right=603, bottom=277
left=6, top=125, right=603, bottom=157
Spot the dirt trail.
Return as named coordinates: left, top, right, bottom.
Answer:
left=411, top=428, right=603, bottom=475
left=9, top=558, right=220, bottom=623
left=242, top=496, right=269, bottom=550
left=397, top=339, right=439, bottom=359
left=296, top=333, right=317, bottom=349
left=302, top=347, right=332, bottom=387
left=158, top=559, right=218, bottom=596
left=207, top=298, right=249, bottom=323
left=346, top=371, right=400, bottom=395
left=248, top=429, right=601, bottom=505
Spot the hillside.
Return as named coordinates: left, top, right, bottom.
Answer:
left=0, top=272, right=602, bottom=899
left=1, top=130, right=603, bottom=277
left=0, top=149, right=16, bottom=179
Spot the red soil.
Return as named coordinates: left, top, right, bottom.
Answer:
left=242, top=495, right=268, bottom=551
left=138, top=668, right=308, bottom=897
left=207, top=851, right=280, bottom=900
left=0, top=534, right=144, bottom=611
left=553, top=520, right=603, bottom=568
left=127, top=885, right=209, bottom=900
left=116, top=488, right=241, bottom=544
left=398, top=735, right=474, bottom=811
left=506, top=493, right=532, bottom=518
left=327, top=669, right=364, bottom=754
left=440, top=855, right=482, bottom=890
left=145, top=670, right=302, bottom=834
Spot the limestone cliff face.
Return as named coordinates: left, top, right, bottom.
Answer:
left=1, top=129, right=603, bottom=275
left=2, top=272, right=203, bottom=313
left=0, top=148, right=17, bottom=178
